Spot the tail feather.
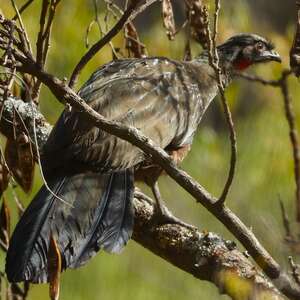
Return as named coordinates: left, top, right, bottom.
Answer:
left=6, top=169, right=134, bottom=283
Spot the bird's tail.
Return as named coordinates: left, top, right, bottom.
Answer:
left=6, top=169, right=134, bottom=283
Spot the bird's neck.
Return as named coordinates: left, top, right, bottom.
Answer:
left=194, top=51, right=234, bottom=86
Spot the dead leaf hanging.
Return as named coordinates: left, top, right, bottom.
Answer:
left=16, top=132, right=34, bottom=193
left=185, top=0, right=209, bottom=49
left=0, top=156, right=10, bottom=198
left=48, top=234, right=62, bottom=300
left=4, top=108, right=35, bottom=194
left=0, top=198, right=10, bottom=248
left=125, top=22, right=147, bottom=58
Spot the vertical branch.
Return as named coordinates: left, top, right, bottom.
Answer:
left=41, top=0, right=61, bottom=65
left=206, top=0, right=237, bottom=204
left=36, top=0, right=49, bottom=67
left=12, top=0, right=35, bottom=21
left=289, top=256, right=300, bottom=286
left=10, top=0, right=33, bottom=57
left=279, top=71, right=300, bottom=222
left=32, top=0, right=61, bottom=102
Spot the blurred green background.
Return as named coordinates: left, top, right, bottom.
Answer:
left=1, top=0, right=300, bottom=299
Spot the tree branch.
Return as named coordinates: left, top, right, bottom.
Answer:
left=5, top=57, right=300, bottom=298
left=205, top=0, right=237, bottom=204
left=33, top=0, right=61, bottom=102
left=12, top=0, right=35, bottom=21
left=0, top=95, right=287, bottom=299
left=279, top=72, right=300, bottom=222
left=237, top=70, right=300, bottom=224
left=133, top=192, right=285, bottom=300
left=1, top=6, right=300, bottom=299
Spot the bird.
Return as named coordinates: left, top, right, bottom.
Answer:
left=6, top=33, right=281, bottom=283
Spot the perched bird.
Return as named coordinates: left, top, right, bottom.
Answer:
left=6, top=33, right=280, bottom=283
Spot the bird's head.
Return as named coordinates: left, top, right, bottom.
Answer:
left=217, top=33, right=281, bottom=71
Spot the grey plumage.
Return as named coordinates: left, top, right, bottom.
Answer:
left=6, top=170, right=134, bottom=283
left=42, top=57, right=218, bottom=175
left=6, top=34, right=280, bottom=283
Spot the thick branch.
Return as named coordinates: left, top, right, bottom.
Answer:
left=0, top=96, right=286, bottom=299
left=4, top=60, right=300, bottom=298
left=133, top=193, right=284, bottom=300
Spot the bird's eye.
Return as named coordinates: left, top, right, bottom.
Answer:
left=256, top=41, right=265, bottom=51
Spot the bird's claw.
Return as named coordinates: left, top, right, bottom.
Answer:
left=152, top=204, right=197, bottom=231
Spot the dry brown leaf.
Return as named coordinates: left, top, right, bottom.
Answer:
left=48, top=235, right=61, bottom=300
left=0, top=157, right=10, bottom=197
left=5, top=138, right=19, bottom=180
left=16, top=132, right=34, bottom=193
left=0, top=198, right=10, bottom=248
left=185, top=0, right=209, bottom=49
left=125, top=22, right=146, bottom=58
left=162, top=0, right=176, bottom=40
left=5, top=109, right=35, bottom=194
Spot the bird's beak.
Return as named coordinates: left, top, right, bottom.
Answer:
left=256, top=49, right=281, bottom=63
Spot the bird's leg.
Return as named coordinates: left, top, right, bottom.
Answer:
left=150, top=181, right=196, bottom=230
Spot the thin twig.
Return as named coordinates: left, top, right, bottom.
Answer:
left=2, top=5, right=300, bottom=299
left=127, top=0, right=159, bottom=22
left=41, top=0, right=61, bottom=65
left=206, top=0, right=237, bottom=204
left=10, top=0, right=33, bottom=56
left=279, top=196, right=293, bottom=240
left=33, top=0, right=61, bottom=102
left=36, top=0, right=49, bottom=68
left=235, top=71, right=281, bottom=87
left=289, top=256, right=300, bottom=286
left=12, top=0, right=35, bottom=21
left=69, top=0, right=141, bottom=88
left=279, top=71, right=300, bottom=222
left=16, top=58, right=300, bottom=299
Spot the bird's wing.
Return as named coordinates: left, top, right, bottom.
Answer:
left=42, top=58, right=204, bottom=174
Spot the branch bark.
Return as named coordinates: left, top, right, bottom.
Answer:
left=0, top=96, right=286, bottom=300
left=1, top=4, right=300, bottom=298
left=11, top=57, right=300, bottom=299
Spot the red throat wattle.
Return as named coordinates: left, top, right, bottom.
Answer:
left=233, top=58, right=252, bottom=70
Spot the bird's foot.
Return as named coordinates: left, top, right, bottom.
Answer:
left=152, top=204, right=197, bottom=231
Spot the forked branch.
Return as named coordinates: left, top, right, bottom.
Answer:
left=0, top=96, right=287, bottom=300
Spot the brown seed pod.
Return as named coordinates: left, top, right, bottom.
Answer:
left=0, top=157, right=10, bottom=197
left=185, top=0, right=209, bottom=49
left=5, top=109, right=35, bottom=194
left=0, top=198, right=10, bottom=248
left=125, top=22, right=147, bottom=58
left=162, top=0, right=176, bottom=41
